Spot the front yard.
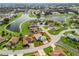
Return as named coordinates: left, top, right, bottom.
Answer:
left=48, top=27, right=65, bottom=35
left=44, top=46, right=53, bottom=55
left=43, top=26, right=49, bottom=29
left=34, top=39, right=43, bottom=47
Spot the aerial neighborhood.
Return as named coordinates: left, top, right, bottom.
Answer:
left=0, top=3, right=79, bottom=56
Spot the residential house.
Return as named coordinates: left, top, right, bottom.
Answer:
left=11, top=37, right=19, bottom=45
left=0, top=35, right=5, bottom=43
left=6, top=37, right=19, bottom=48
left=34, top=34, right=48, bottom=44
left=66, top=34, right=79, bottom=41
left=52, top=47, right=65, bottom=56
left=22, top=35, right=33, bottom=48
left=29, top=25, right=38, bottom=33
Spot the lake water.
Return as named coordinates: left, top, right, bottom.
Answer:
left=6, top=14, right=27, bottom=32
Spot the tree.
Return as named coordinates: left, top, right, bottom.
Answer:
left=1, top=31, right=5, bottom=37
left=36, top=13, right=40, bottom=19
left=76, top=46, right=79, bottom=52
left=19, top=33, right=23, bottom=40
left=3, top=18, right=10, bottom=24
left=45, top=21, right=48, bottom=25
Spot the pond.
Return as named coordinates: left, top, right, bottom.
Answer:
left=6, top=14, right=28, bottom=32
left=49, top=16, right=72, bottom=22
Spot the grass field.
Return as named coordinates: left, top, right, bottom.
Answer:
left=23, top=51, right=38, bottom=56
left=44, top=46, right=53, bottom=55
left=48, top=27, right=65, bottom=35
left=60, top=36, right=79, bottom=50
left=20, top=21, right=30, bottom=35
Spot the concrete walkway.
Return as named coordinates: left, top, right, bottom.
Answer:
left=38, top=49, right=46, bottom=56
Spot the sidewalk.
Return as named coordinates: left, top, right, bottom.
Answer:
left=38, top=49, right=46, bottom=56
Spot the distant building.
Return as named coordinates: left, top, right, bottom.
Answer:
left=71, top=16, right=79, bottom=19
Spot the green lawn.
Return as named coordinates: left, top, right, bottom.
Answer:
left=48, top=27, right=65, bottom=35
left=0, top=54, right=8, bottom=56
left=64, top=31, right=79, bottom=36
left=20, top=21, right=30, bottom=35
left=60, top=36, right=79, bottom=50
left=66, top=18, right=72, bottom=25
left=43, top=26, right=49, bottom=29
left=14, top=40, right=23, bottom=50
left=34, top=40, right=43, bottom=47
left=23, top=51, right=38, bottom=56
left=0, top=42, right=7, bottom=49
left=44, top=46, right=53, bottom=55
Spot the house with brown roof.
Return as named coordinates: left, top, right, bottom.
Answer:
left=29, top=25, right=39, bottom=33
left=11, top=37, right=19, bottom=45
left=48, top=20, right=55, bottom=27
left=0, top=36, right=5, bottom=43
left=22, top=35, right=33, bottom=48
left=6, top=37, right=19, bottom=48
left=52, top=47, right=65, bottom=56
left=23, top=35, right=29, bottom=45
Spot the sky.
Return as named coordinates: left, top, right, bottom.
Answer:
left=0, top=3, right=79, bottom=8
left=0, top=0, right=79, bottom=3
